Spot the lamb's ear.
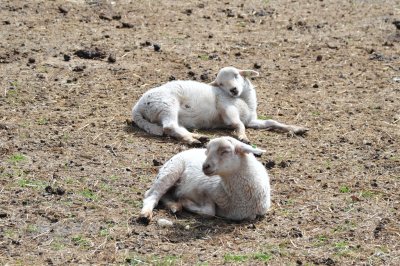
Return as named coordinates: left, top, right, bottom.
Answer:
left=234, top=142, right=266, bottom=155
left=209, top=80, right=220, bottom=87
left=239, top=69, right=259, bottom=78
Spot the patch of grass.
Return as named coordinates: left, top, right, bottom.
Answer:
left=26, top=224, right=38, bottom=233
left=198, top=54, right=209, bottom=61
left=109, top=175, right=120, bottom=181
left=80, top=188, right=98, bottom=201
left=325, top=160, right=331, bottom=169
left=72, top=235, right=91, bottom=248
left=252, top=252, right=272, bottom=262
left=51, top=241, right=65, bottom=251
left=333, top=241, right=350, bottom=255
left=224, top=254, right=248, bottom=263
left=339, top=186, right=351, bottom=193
left=258, top=114, right=272, bottom=120
left=36, top=117, right=48, bottom=125
left=311, top=111, right=320, bottom=116
left=99, top=228, right=109, bottom=237
left=151, top=255, right=180, bottom=266
left=360, top=190, right=375, bottom=198
left=9, top=154, right=26, bottom=164
left=62, top=132, right=70, bottom=141
left=17, top=178, right=47, bottom=189
left=4, top=229, right=16, bottom=238
left=313, top=235, right=328, bottom=247
left=9, top=80, right=18, bottom=88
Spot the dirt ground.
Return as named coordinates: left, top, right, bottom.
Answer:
left=0, top=0, right=399, bottom=265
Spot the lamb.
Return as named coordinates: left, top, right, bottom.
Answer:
left=132, top=66, right=308, bottom=145
left=139, top=136, right=271, bottom=223
left=132, top=67, right=307, bottom=144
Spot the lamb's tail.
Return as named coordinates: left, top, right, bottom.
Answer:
left=132, top=103, right=164, bottom=136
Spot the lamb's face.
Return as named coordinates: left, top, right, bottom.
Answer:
left=202, top=137, right=241, bottom=176
left=213, top=67, right=244, bottom=97
left=210, top=67, right=259, bottom=98
left=202, top=136, right=266, bottom=176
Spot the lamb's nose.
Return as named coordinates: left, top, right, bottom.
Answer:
left=202, top=164, right=210, bottom=171
left=230, top=87, right=238, bottom=95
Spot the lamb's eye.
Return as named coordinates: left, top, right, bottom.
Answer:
left=234, top=74, right=239, bottom=79
left=220, top=149, right=230, bottom=155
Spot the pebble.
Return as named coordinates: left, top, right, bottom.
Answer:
left=157, top=218, right=174, bottom=228
left=153, top=44, right=161, bottom=52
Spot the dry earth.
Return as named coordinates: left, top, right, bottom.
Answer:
left=0, top=0, right=399, bottom=265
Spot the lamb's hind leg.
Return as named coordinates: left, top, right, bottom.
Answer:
left=160, top=194, right=182, bottom=214
left=160, top=111, right=203, bottom=145
left=181, top=198, right=216, bottom=217
left=247, top=119, right=308, bottom=135
left=139, top=156, right=185, bottom=224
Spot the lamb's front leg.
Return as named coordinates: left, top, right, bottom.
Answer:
left=247, top=119, right=308, bottom=135
left=222, top=106, right=250, bottom=143
left=139, top=156, right=185, bottom=224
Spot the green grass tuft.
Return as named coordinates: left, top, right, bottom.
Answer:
left=339, top=186, right=350, bottom=193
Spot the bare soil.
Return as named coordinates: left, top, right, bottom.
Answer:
left=1, top=0, right=399, bottom=265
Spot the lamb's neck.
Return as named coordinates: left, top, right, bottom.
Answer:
left=219, top=155, right=257, bottom=195
left=240, top=79, right=257, bottom=112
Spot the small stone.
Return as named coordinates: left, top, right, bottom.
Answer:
left=99, top=13, right=112, bottom=21
left=316, top=55, right=323, bottom=61
left=393, top=20, right=400, bottom=30
left=200, top=73, right=209, bottom=81
left=108, top=54, right=116, bottom=63
left=112, top=14, right=122, bottom=20
left=63, top=54, right=71, bottom=61
left=28, top=58, right=35, bottom=64
left=264, top=160, right=275, bottom=169
left=120, top=22, right=134, bottom=28
left=157, top=218, right=174, bottom=228
left=153, top=44, right=161, bottom=52
left=152, top=159, right=163, bottom=166
left=58, top=6, right=68, bottom=14
left=254, top=63, right=261, bottom=69
left=313, top=83, right=319, bottom=88
left=72, top=65, right=86, bottom=72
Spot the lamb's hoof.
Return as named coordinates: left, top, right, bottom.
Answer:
left=197, top=136, right=210, bottom=144
left=137, top=215, right=151, bottom=225
left=187, top=139, right=205, bottom=148
left=254, top=153, right=262, bottom=158
left=138, top=210, right=152, bottom=225
left=238, top=137, right=251, bottom=145
left=289, top=126, right=309, bottom=136
left=169, top=205, right=182, bottom=214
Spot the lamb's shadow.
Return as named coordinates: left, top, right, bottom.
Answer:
left=132, top=209, right=268, bottom=243
left=164, top=213, right=267, bottom=243
left=123, top=119, right=239, bottom=148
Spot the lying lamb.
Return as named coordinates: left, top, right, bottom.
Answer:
left=139, top=136, right=271, bottom=223
left=132, top=66, right=308, bottom=145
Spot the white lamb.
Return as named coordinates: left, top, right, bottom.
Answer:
left=139, top=136, right=271, bottom=223
left=132, top=66, right=308, bottom=145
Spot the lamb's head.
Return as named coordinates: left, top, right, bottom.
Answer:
left=210, top=67, right=259, bottom=97
left=202, top=136, right=265, bottom=177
